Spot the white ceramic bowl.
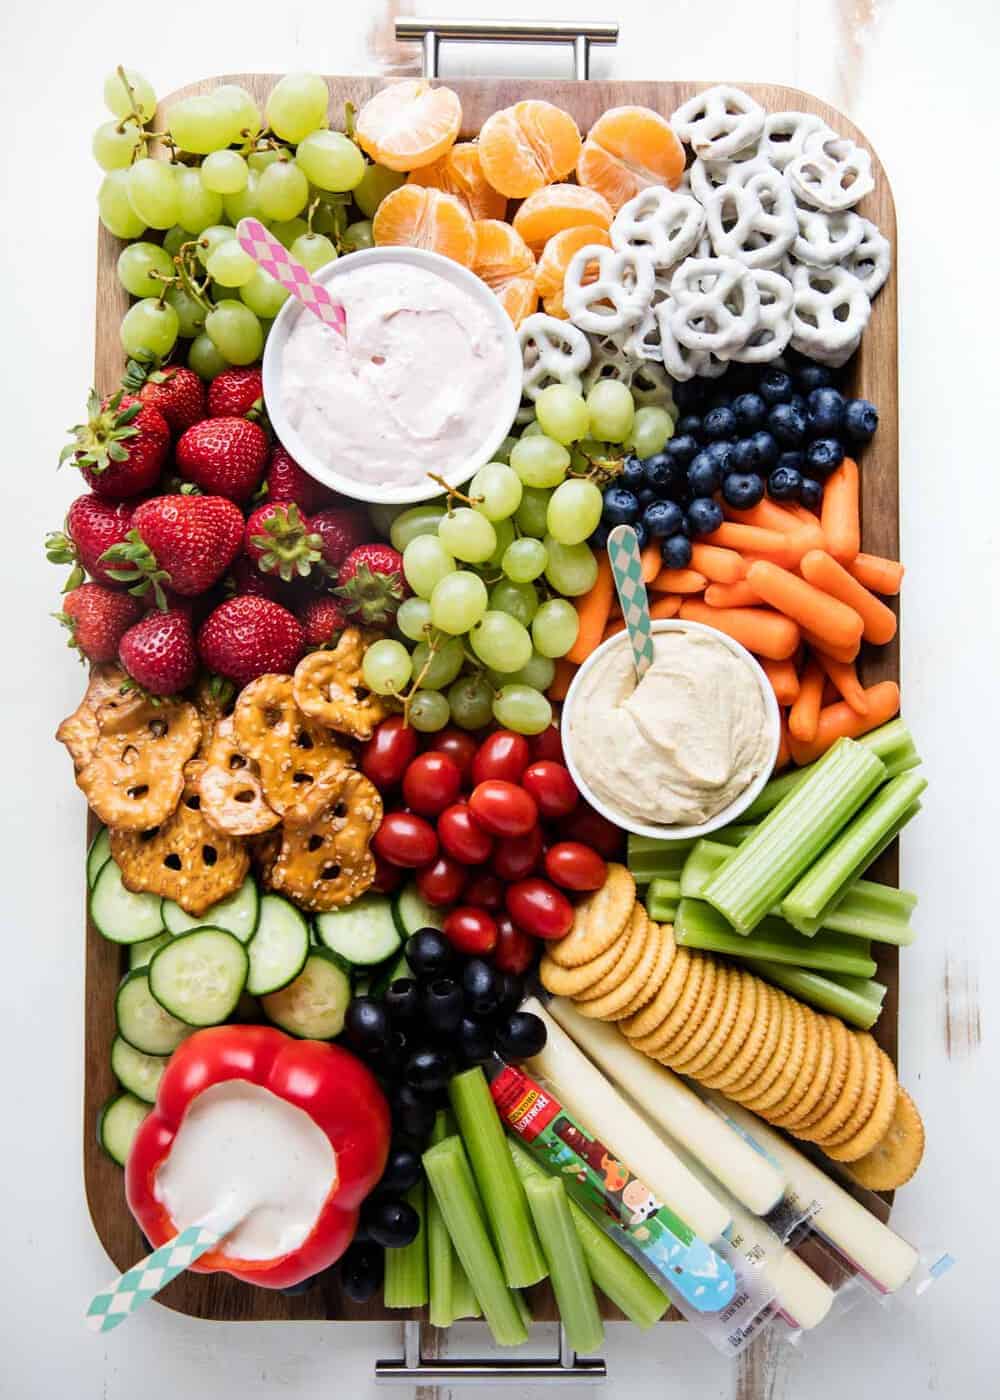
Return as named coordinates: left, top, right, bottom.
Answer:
left=561, top=619, right=781, bottom=842
left=261, top=246, right=523, bottom=507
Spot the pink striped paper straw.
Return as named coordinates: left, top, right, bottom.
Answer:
left=236, top=217, right=347, bottom=337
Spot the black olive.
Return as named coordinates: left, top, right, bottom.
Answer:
left=458, top=1015, right=493, bottom=1065
left=494, top=1011, right=547, bottom=1063
left=393, top=1083, right=437, bottom=1138
left=405, top=928, right=454, bottom=980
left=340, top=1240, right=384, bottom=1301
left=495, top=971, right=524, bottom=1018
left=379, top=1144, right=423, bottom=1195
left=424, top=977, right=463, bottom=1034
left=343, top=996, right=390, bottom=1054
left=405, top=1046, right=453, bottom=1094
left=366, top=1196, right=420, bottom=1249
left=462, top=959, right=500, bottom=1017
left=385, top=977, right=420, bottom=1023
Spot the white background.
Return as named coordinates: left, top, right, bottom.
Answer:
left=1, top=0, right=996, bottom=1395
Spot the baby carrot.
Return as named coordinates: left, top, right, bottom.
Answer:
left=799, top=550, right=897, bottom=646
left=814, top=651, right=869, bottom=715
left=787, top=682, right=902, bottom=765
left=788, top=657, right=824, bottom=743
left=782, top=523, right=828, bottom=566
left=725, top=499, right=806, bottom=535
left=847, top=552, right=905, bottom=596
left=677, top=600, right=800, bottom=660
left=650, top=568, right=708, bottom=594
left=761, top=656, right=801, bottom=707
left=785, top=502, right=822, bottom=527
left=548, top=658, right=577, bottom=702
left=640, top=541, right=662, bottom=583
left=745, top=560, right=863, bottom=654
left=650, top=595, right=682, bottom=620
left=775, top=713, right=791, bottom=771
left=565, top=552, right=613, bottom=664
left=702, top=523, right=796, bottom=565
left=601, top=619, right=627, bottom=643
left=821, top=457, right=861, bottom=562
left=705, top=581, right=759, bottom=608
left=688, top=542, right=747, bottom=584
left=799, top=626, right=860, bottom=664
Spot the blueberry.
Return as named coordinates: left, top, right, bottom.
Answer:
left=703, top=405, right=737, bottom=441
left=601, top=485, right=640, bottom=525
left=732, top=392, right=767, bottom=430
left=789, top=393, right=807, bottom=417
left=687, top=450, right=721, bottom=496
left=643, top=499, right=685, bottom=537
left=776, top=449, right=805, bottom=475
left=687, top=497, right=724, bottom=536
left=795, top=362, right=834, bottom=393
left=806, top=387, right=846, bottom=437
left=758, top=368, right=794, bottom=406
left=665, top=433, right=699, bottom=465
left=729, top=437, right=758, bottom=473
left=621, top=455, right=646, bottom=489
left=632, top=520, right=649, bottom=549
left=705, top=440, right=734, bottom=472
left=722, top=472, right=765, bottom=509
left=675, top=413, right=704, bottom=440
left=767, top=465, right=803, bottom=502
left=747, top=430, right=780, bottom=470
left=805, top=437, right=845, bottom=478
left=799, top=476, right=824, bottom=511
left=768, top=401, right=807, bottom=446
left=673, top=380, right=708, bottom=413
left=637, top=487, right=657, bottom=507
left=590, top=521, right=610, bottom=549
left=660, top=533, right=692, bottom=569
left=643, top=452, right=687, bottom=499
left=843, top=398, right=879, bottom=442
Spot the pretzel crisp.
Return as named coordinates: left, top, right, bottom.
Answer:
left=111, top=761, right=250, bottom=915
left=233, top=673, right=353, bottom=816
left=56, top=665, right=128, bottom=771
left=292, top=629, right=389, bottom=741
left=192, top=675, right=231, bottom=755
left=196, top=715, right=281, bottom=838
left=76, top=693, right=201, bottom=831
left=267, top=763, right=382, bottom=912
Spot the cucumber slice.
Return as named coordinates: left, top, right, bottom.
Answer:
left=394, top=883, right=445, bottom=936
left=116, top=969, right=190, bottom=1055
left=87, top=828, right=112, bottom=888
left=162, top=877, right=260, bottom=943
left=99, top=1092, right=150, bottom=1166
left=129, top=932, right=173, bottom=970
left=246, top=894, right=310, bottom=996
left=149, top=927, right=249, bottom=1026
left=261, top=949, right=351, bottom=1039
left=111, top=1035, right=167, bottom=1103
left=315, top=894, right=402, bottom=967
left=90, top=861, right=164, bottom=944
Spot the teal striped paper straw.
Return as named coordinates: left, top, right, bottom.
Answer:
left=606, top=525, right=654, bottom=678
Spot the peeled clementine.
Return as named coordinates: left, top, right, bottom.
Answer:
left=577, top=106, right=686, bottom=209
left=478, top=100, right=582, bottom=199
left=472, top=219, right=538, bottom=326
left=534, top=225, right=611, bottom=319
left=372, top=185, right=476, bottom=266
left=356, top=79, right=462, bottom=172
left=408, top=142, right=507, bottom=221
left=512, top=184, right=613, bottom=253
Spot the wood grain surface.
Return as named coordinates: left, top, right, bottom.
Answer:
left=83, top=74, right=899, bottom=1324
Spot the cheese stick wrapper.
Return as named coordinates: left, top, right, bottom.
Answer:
left=548, top=999, right=785, bottom=1216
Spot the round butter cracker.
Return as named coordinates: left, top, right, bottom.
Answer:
left=701, top=977, right=771, bottom=1091
left=668, top=963, right=733, bottom=1073
left=577, top=920, right=663, bottom=1020
left=549, top=863, right=635, bottom=967
left=691, top=968, right=755, bottom=1083
left=768, top=1005, right=822, bottom=1124
left=621, top=943, right=694, bottom=1042
left=656, top=956, right=719, bottom=1064
left=618, top=920, right=676, bottom=1018
left=577, top=904, right=649, bottom=1000
left=790, top=1015, right=850, bottom=1131
left=798, top=1024, right=865, bottom=1143
left=725, top=982, right=786, bottom=1099
left=742, top=998, right=809, bottom=1115
left=628, top=952, right=706, bottom=1054
left=818, top=1033, right=882, bottom=1148
left=824, top=1050, right=899, bottom=1163
left=841, top=1086, right=924, bottom=1190
left=540, top=921, right=631, bottom=997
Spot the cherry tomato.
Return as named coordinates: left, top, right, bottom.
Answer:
left=437, top=803, right=494, bottom=865
left=521, top=761, right=578, bottom=820
left=372, top=811, right=439, bottom=868
left=558, top=803, right=625, bottom=860
left=361, top=716, right=419, bottom=790
left=505, top=878, right=574, bottom=941
left=469, top=780, right=538, bottom=837
left=443, top=906, right=498, bottom=956
left=544, top=841, right=607, bottom=892
left=493, top=914, right=536, bottom=975
left=491, top=824, right=544, bottom=882
left=530, top=723, right=564, bottom=764
left=416, top=855, right=467, bottom=907
left=471, top=730, right=531, bottom=786
left=402, top=751, right=462, bottom=817
left=462, top=869, right=504, bottom=911
left=428, top=727, right=478, bottom=785
left=372, top=852, right=406, bottom=895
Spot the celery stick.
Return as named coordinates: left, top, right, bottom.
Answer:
left=674, top=899, right=876, bottom=976
left=525, top=1175, right=605, bottom=1356
left=423, top=1135, right=529, bottom=1347
left=448, top=1068, right=547, bottom=1289
left=427, top=1110, right=455, bottom=1327
left=743, top=720, right=920, bottom=821
left=645, top=878, right=681, bottom=924
left=680, top=840, right=732, bottom=898
left=512, top=1288, right=533, bottom=1330
left=834, top=973, right=888, bottom=1003
left=627, top=834, right=695, bottom=885
left=713, top=823, right=759, bottom=846
left=745, top=959, right=885, bottom=1029
left=508, top=1139, right=669, bottom=1330
left=704, top=739, right=887, bottom=934
left=383, top=1180, right=428, bottom=1309
left=451, top=1256, right=482, bottom=1321
left=819, top=879, right=916, bottom=945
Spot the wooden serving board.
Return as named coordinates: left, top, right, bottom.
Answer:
left=83, top=75, right=899, bottom=1324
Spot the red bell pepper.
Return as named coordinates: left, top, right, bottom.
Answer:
left=126, top=1025, right=390, bottom=1289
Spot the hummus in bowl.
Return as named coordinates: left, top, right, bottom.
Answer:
left=562, top=621, right=780, bottom=841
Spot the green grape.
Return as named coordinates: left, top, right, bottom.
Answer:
left=486, top=517, right=516, bottom=570
left=291, top=233, right=337, bottom=273
left=502, top=537, right=548, bottom=583
left=205, top=300, right=264, bottom=365
left=195, top=224, right=233, bottom=267
left=536, top=383, right=590, bottom=445
left=543, top=537, right=599, bottom=597
left=168, top=94, right=235, bottom=155
left=117, top=242, right=173, bottom=299
left=369, top=502, right=405, bottom=538
left=201, top=150, right=249, bottom=195
left=546, top=478, right=604, bottom=546
left=362, top=639, right=412, bottom=695
left=175, top=168, right=223, bottom=233
left=165, top=285, right=207, bottom=338
left=104, top=68, right=156, bottom=122
left=447, top=673, right=495, bottom=731
left=223, top=170, right=261, bottom=224
left=207, top=239, right=256, bottom=288
left=265, top=73, right=330, bottom=143
left=470, top=612, right=533, bottom=672
left=240, top=267, right=290, bottom=318
left=390, top=504, right=447, bottom=552
left=586, top=380, right=635, bottom=443
left=248, top=149, right=283, bottom=173
left=430, top=572, right=487, bottom=634
left=510, top=434, right=570, bottom=489
left=97, top=171, right=147, bottom=238
left=438, top=508, right=496, bottom=564
left=492, top=685, right=552, bottom=736
left=469, top=461, right=522, bottom=521
left=212, top=84, right=261, bottom=141
left=92, top=120, right=143, bottom=171
left=308, top=202, right=339, bottom=237
left=296, top=130, right=365, bottom=191
left=493, top=434, right=518, bottom=464
left=342, top=219, right=374, bottom=252
left=354, top=163, right=406, bottom=217
left=628, top=404, right=674, bottom=458
left=489, top=579, right=538, bottom=627
left=514, top=486, right=552, bottom=538
left=188, top=332, right=229, bottom=380
left=257, top=160, right=310, bottom=221
left=403, top=535, right=455, bottom=598
left=531, top=598, right=580, bottom=658
left=520, top=418, right=543, bottom=437
left=413, top=636, right=465, bottom=689
left=490, top=652, right=556, bottom=693
left=162, top=225, right=187, bottom=257
left=408, top=690, right=450, bottom=733
left=269, top=217, right=309, bottom=248
left=396, top=597, right=432, bottom=642
left=120, top=299, right=179, bottom=359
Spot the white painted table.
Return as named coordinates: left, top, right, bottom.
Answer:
left=1, top=0, right=994, bottom=1394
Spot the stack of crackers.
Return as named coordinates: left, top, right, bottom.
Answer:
left=540, top=864, right=924, bottom=1191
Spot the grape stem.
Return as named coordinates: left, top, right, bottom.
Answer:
left=568, top=445, right=626, bottom=486
left=426, top=472, right=485, bottom=512
left=399, top=629, right=443, bottom=727
left=172, top=244, right=214, bottom=313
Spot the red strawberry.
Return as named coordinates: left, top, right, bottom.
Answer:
left=45, top=495, right=135, bottom=590
left=244, top=502, right=326, bottom=582
left=335, top=543, right=408, bottom=624
left=298, top=594, right=348, bottom=648
left=264, top=446, right=330, bottom=515
left=119, top=608, right=198, bottom=695
left=57, top=583, right=143, bottom=663
left=310, top=507, right=370, bottom=573
left=208, top=367, right=264, bottom=420
left=133, top=365, right=206, bottom=436
left=198, top=596, right=305, bottom=686
left=62, top=389, right=169, bottom=499
left=102, top=495, right=244, bottom=604
left=175, top=417, right=269, bottom=502
left=228, top=556, right=297, bottom=605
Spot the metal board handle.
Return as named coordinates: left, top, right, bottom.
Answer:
left=395, top=17, right=618, bottom=80
left=376, top=1320, right=607, bottom=1385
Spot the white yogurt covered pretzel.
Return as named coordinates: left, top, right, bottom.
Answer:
left=518, top=313, right=591, bottom=404
left=615, top=302, right=663, bottom=362
left=704, top=169, right=797, bottom=269
left=791, top=207, right=865, bottom=268
left=731, top=268, right=794, bottom=363
left=672, top=85, right=766, bottom=161
left=841, top=218, right=891, bottom=298
left=787, top=130, right=874, bottom=212
left=564, top=245, right=655, bottom=335
left=788, top=261, right=871, bottom=366
left=610, top=186, right=706, bottom=270
left=580, top=334, right=636, bottom=394
left=759, top=111, right=831, bottom=170
left=668, top=256, right=760, bottom=354
left=631, top=359, right=677, bottom=408
left=655, top=301, right=728, bottom=380
left=688, top=151, right=772, bottom=206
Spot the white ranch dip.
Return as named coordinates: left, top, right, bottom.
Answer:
left=154, top=1080, right=337, bottom=1261
left=279, top=261, right=511, bottom=489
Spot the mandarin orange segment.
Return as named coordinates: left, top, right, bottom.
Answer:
left=534, top=224, right=611, bottom=306
left=478, top=101, right=582, bottom=199
left=356, top=79, right=462, bottom=172
left=577, top=105, right=686, bottom=210
left=471, top=219, right=538, bottom=326
left=408, top=142, right=507, bottom=221
left=512, top=184, right=614, bottom=252
left=372, top=185, right=476, bottom=266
